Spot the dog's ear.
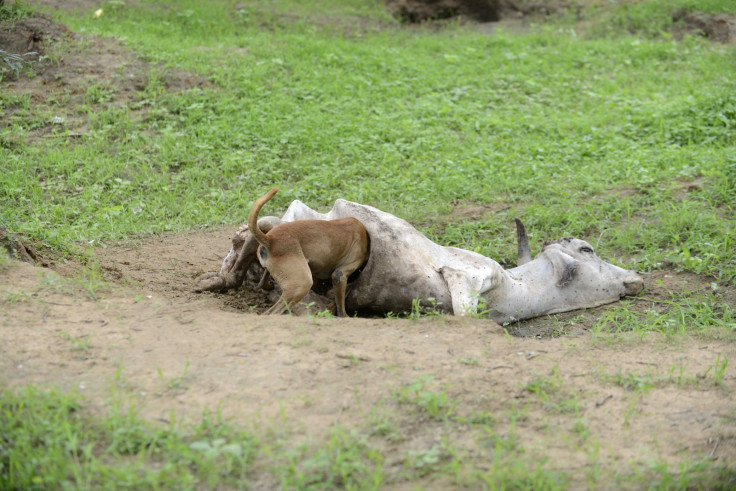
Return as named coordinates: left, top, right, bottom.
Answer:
left=545, top=249, right=579, bottom=287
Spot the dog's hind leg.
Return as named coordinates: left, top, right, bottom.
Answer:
left=266, top=257, right=313, bottom=315
left=332, top=269, right=349, bottom=317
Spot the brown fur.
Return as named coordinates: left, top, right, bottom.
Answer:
left=247, top=187, right=370, bottom=317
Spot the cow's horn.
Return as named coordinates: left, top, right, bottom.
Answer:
left=515, top=218, right=532, bottom=266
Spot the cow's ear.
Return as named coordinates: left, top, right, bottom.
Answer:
left=546, top=250, right=579, bottom=287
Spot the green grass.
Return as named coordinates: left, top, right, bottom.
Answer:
left=1, top=0, right=734, bottom=284
left=3, top=382, right=732, bottom=489
left=0, top=385, right=260, bottom=489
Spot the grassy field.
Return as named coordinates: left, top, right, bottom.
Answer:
left=1, top=0, right=736, bottom=488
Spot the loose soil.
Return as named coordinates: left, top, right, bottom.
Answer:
left=2, top=1, right=736, bottom=485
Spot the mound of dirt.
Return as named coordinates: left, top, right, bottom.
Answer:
left=0, top=12, right=70, bottom=55
left=385, top=0, right=736, bottom=44
left=0, top=227, right=46, bottom=266
left=0, top=9, right=212, bottom=144
left=385, top=0, right=503, bottom=22
left=673, top=9, right=736, bottom=43
left=385, top=0, right=570, bottom=23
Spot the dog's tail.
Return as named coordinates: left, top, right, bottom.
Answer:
left=248, top=187, right=279, bottom=248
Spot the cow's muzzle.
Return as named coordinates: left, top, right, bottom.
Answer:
left=623, top=275, right=644, bottom=296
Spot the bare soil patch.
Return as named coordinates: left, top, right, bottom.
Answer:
left=2, top=228, right=736, bottom=485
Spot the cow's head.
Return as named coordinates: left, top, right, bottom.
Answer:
left=488, top=220, right=644, bottom=322
left=538, top=237, right=644, bottom=296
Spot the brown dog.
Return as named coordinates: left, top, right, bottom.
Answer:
left=248, top=187, right=370, bottom=317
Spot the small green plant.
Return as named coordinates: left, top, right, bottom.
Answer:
left=314, top=308, right=335, bottom=318
left=76, top=266, right=107, bottom=301
left=0, top=248, right=12, bottom=270
left=4, top=289, right=30, bottom=302
left=467, top=293, right=496, bottom=319
left=409, top=297, right=443, bottom=319
left=60, top=331, right=92, bottom=352
left=83, top=82, right=117, bottom=104
left=611, top=370, right=655, bottom=392
left=702, top=354, right=729, bottom=387
left=523, top=368, right=579, bottom=414
left=368, top=409, right=404, bottom=442
left=393, top=376, right=456, bottom=420
left=157, top=361, right=191, bottom=390
left=405, top=444, right=444, bottom=477
left=273, top=426, right=384, bottom=489
left=0, top=49, right=37, bottom=78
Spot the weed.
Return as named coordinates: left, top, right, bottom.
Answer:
left=523, top=367, right=580, bottom=414
left=611, top=370, right=655, bottom=393
left=393, top=376, right=456, bottom=420
left=405, top=444, right=444, bottom=477
left=0, top=0, right=32, bottom=23
left=0, top=385, right=261, bottom=489
left=368, top=409, right=404, bottom=443
left=59, top=331, right=92, bottom=352
left=157, top=361, right=192, bottom=390
left=409, top=297, right=442, bottom=320
left=701, top=353, right=729, bottom=387
left=591, top=293, right=736, bottom=340
left=3, top=289, right=29, bottom=302
left=0, top=49, right=37, bottom=78
left=273, top=426, right=384, bottom=489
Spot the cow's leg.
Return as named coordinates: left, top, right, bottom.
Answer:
left=440, top=266, right=478, bottom=316
left=190, top=218, right=282, bottom=293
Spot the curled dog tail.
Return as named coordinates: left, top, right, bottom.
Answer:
left=248, top=187, right=279, bottom=249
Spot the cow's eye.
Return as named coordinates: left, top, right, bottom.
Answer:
left=580, top=246, right=594, bottom=254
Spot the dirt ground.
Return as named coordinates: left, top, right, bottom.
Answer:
left=2, top=0, right=736, bottom=484
left=2, top=227, right=736, bottom=483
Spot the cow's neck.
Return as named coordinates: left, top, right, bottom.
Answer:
left=486, top=265, right=558, bottom=324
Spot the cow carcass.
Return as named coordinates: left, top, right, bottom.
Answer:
left=191, top=199, right=644, bottom=323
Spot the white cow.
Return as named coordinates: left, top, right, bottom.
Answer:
left=192, top=199, right=644, bottom=323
